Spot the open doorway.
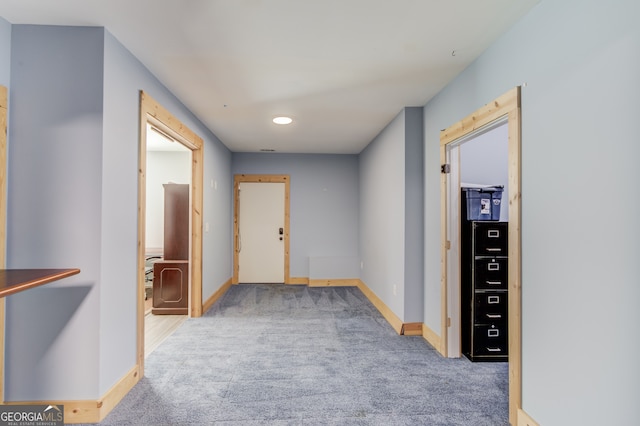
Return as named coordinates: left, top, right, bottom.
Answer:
left=143, top=123, right=191, bottom=356
left=440, top=87, right=521, bottom=423
left=138, top=91, right=204, bottom=375
left=445, top=118, right=509, bottom=358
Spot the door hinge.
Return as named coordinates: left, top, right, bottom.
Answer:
left=447, top=317, right=451, bottom=327
left=441, top=164, right=450, bottom=174
left=445, top=240, right=451, bottom=250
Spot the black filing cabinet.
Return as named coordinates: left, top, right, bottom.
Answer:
left=461, top=221, right=508, bottom=362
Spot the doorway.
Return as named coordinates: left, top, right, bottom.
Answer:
left=143, top=122, right=191, bottom=356
left=233, top=175, right=290, bottom=284
left=138, top=91, right=204, bottom=374
left=439, top=87, right=521, bottom=424
left=445, top=118, right=509, bottom=358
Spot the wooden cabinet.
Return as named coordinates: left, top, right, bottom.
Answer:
left=153, top=183, right=189, bottom=314
left=163, top=183, right=189, bottom=261
left=152, top=260, right=188, bottom=315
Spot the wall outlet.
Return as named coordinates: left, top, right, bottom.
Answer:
left=393, top=284, right=397, bottom=296
left=205, top=222, right=210, bottom=232
left=360, top=261, right=364, bottom=270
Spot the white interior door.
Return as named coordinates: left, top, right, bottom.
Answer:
left=238, top=182, right=285, bottom=283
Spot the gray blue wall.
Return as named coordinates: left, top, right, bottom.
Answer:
left=359, top=107, right=423, bottom=322
left=102, top=28, right=232, bottom=396
left=7, top=25, right=104, bottom=400
left=0, top=17, right=9, bottom=86
left=232, top=153, right=359, bottom=279
left=403, top=107, right=424, bottom=323
left=422, top=0, right=639, bottom=424
left=4, top=25, right=232, bottom=401
left=460, top=123, right=509, bottom=221
left=360, top=112, right=405, bottom=316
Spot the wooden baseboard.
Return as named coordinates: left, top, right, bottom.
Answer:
left=517, top=408, right=540, bottom=426
left=4, top=365, right=140, bottom=424
left=308, top=278, right=359, bottom=287
left=356, top=280, right=403, bottom=334
left=290, top=279, right=419, bottom=338
left=94, top=366, right=140, bottom=423
left=202, top=278, right=232, bottom=314
left=421, top=322, right=443, bottom=353
left=288, top=277, right=309, bottom=285
left=401, top=322, right=423, bottom=336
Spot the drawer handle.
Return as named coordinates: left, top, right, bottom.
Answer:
left=488, top=230, right=500, bottom=238
left=488, top=263, right=500, bottom=271
left=486, top=347, right=502, bottom=352
left=486, top=314, right=502, bottom=319
left=486, top=280, right=502, bottom=286
left=486, top=248, right=502, bottom=252
left=488, top=329, right=500, bottom=337
left=487, top=296, right=500, bottom=304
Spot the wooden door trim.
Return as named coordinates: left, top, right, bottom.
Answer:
left=138, top=91, right=204, bottom=376
left=439, top=86, right=521, bottom=424
left=233, top=174, right=290, bottom=285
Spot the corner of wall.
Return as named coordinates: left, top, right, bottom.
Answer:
left=404, top=107, right=425, bottom=322
left=0, top=17, right=11, bottom=87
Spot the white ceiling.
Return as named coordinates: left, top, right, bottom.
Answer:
left=0, top=0, right=539, bottom=154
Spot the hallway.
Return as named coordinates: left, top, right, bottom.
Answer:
left=92, top=284, right=508, bottom=425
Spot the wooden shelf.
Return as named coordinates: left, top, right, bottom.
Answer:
left=0, top=269, right=80, bottom=298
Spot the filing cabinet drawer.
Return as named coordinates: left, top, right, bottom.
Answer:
left=472, top=323, right=508, bottom=357
left=473, top=257, right=508, bottom=290
left=472, top=222, right=508, bottom=256
left=474, top=292, right=507, bottom=324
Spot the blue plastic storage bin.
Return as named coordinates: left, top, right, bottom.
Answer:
left=461, top=186, right=504, bottom=221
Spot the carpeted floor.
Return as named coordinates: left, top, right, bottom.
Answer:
left=91, top=284, right=509, bottom=425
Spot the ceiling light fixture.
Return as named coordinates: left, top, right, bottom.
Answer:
left=273, top=116, right=293, bottom=125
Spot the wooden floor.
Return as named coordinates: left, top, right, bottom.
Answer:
left=144, top=313, right=187, bottom=358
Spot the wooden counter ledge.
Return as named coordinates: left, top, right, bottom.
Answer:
left=0, top=269, right=81, bottom=298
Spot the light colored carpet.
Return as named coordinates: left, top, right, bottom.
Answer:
left=90, top=284, right=509, bottom=425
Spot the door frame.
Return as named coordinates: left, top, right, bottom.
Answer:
left=138, top=91, right=204, bottom=374
left=445, top=117, right=509, bottom=358
left=440, top=87, right=521, bottom=424
left=233, top=174, right=290, bottom=284
left=445, top=141, right=462, bottom=358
